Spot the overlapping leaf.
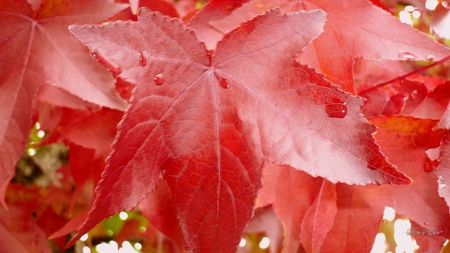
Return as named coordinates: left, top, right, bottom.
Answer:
left=209, top=0, right=450, bottom=92
left=0, top=0, right=127, bottom=206
left=258, top=164, right=323, bottom=252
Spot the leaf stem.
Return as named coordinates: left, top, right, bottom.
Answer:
left=363, top=55, right=450, bottom=92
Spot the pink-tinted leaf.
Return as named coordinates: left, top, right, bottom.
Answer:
left=354, top=59, right=407, bottom=88
left=370, top=116, right=445, bottom=149
left=320, top=184, right=386, bottom=253
left=0, top=204, right=51, bottom=253
left=139, top=180, right=185, bottom=248
left=129, top=0, right=139, bottom=14
left=112, top=0, right=179, bottom=21
left=49, top=210, right=89, bottom=239
left=431, top=3, right=450, bottom=40
left=437, top=133, right=450, bottom=210
left=258, top=164, right=322, bottom=252
left=0, top=0, right=127, bottom=206
left=61, top=108, right=122, bottom=158
left=301, top=180, right=337, bottom=253
left=209, top=0, right=302, bottom=35
left=37, top=84, right=99, bottom=111
left=187, top=0, right=249, bottom=50
left=409, top=220, right=448, bottom=252
left=359, top=76, right=450, bottom=120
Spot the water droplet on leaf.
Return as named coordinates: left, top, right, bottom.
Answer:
left=410, top=90, right=418, bottom=100
left=424, top=158, right=434, bottom=172
left=220, top=79, right=229, bottom=89
left=154, top=74, right=164, bottom=85
left=426, top=55, right=435, bottom=61
left=438, top=176, right=446, bottom=189
left=325, top=99, right=347, bottom=118
left=89, top=50, right=122, bottom=75
left=398, top=51, right=417, bottom=61
left=89, top=51, right=98, bottom=59
left=139, top=52, right=147, bottom=66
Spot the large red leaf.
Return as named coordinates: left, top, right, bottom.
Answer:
left=68, top=8, right=412, bottom=252
left=0, top=0, right=127, bottom=206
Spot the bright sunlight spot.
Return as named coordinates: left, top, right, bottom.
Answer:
left=259, top=237, right=270, bottom=249
left=399, top=11, right=413, bottom=25
left=370, top=233, right=387, bottom=253
left=95, top=241, right=140, bottom=253
left=134, top=242, right=142, bottom=251
left=383, top=207, right=396, bottom=221
left=239, top=238, right=247, bottom=247
left=96, top=241, right=118, bottom=253
left=83, top=246, right=91, bottom=253
left=27, top=148, right=36, bottom=156
left=35, top=122, right=41, bottom=129
left=80, top=234, right=89, bottom=242
left=37, top=130, right=45, bottom=139
left=404, top=5, right=414, bottom=12
left=119, top=211, right=129, bottom=220
left=411, top=11, right=421, bottom=19
left=425, top=0, right=439, bottom=10
left=394, top=219, right=419, bottom=253
left=118, top=241, right=139, bottom=253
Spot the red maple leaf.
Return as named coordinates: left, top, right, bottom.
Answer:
left=67, top=8, right=413, bottom=252
left=0, top=0, right=127, bottom=206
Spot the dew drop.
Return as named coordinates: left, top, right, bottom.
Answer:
left=410, top=90, right=418, bottom=100
left=139, top=52, right=147, bottom=66
left=153, top=73, right=164, bottom=85
left=325, top=99, right=347, bottom=118
left=220, top=78, right=229, bottom=89
left=424, top=158, right=433, bottom=172
left=398, top=51, right=417, bottom=61
left=89, top=50, right=122, bottom=75
left=426, top=55, right=436, bottom=61
left=438, top=176, right=447, bottom=189
left=90, top=51, right=98, bottom=60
